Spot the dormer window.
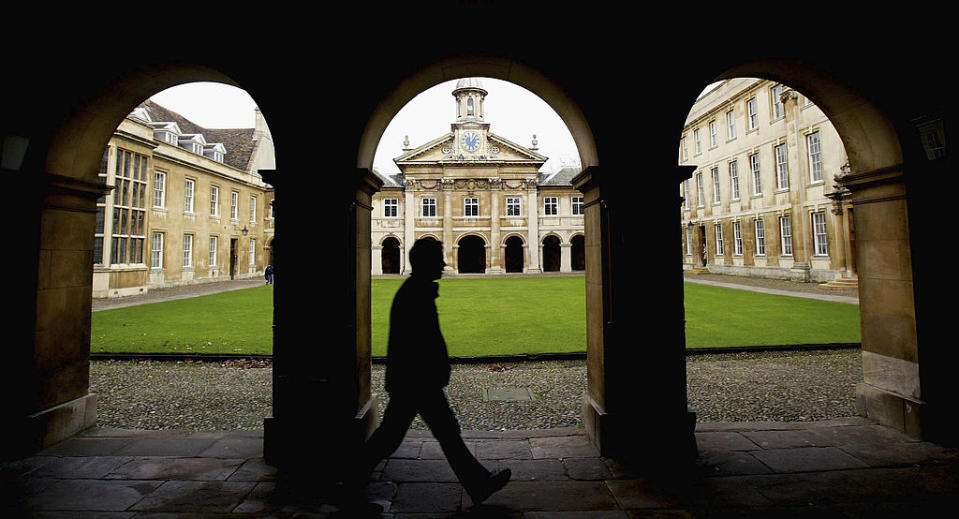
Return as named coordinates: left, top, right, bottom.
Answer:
left=164, top=132, right=178, bottom=145
left=203, top=143, right=227, bottom=163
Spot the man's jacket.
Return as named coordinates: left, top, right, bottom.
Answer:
left=384, top=276, right=451, bottom=393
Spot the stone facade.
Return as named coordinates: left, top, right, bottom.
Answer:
left=371, top=78, right=585, bottom=275
left=92, top=102, right=275, bottom=298
left=679, top=78, right=854, bottom=283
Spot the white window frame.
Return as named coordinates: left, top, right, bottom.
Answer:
left=694, top=128, right=702, bottom=154
left=681, top=136, right=688, bottom=162
left=184, top=178, right=195, bottom=213
left=750, top=153, right=762, bottom=195
left=747, top=97, right=758, bottom=130
left=250, top=196, right=257, bottom=223
left=711, top=167, right=721, bottom=204
left=715, top=223, right=724, bottom=256
left=709, top=120, right=717, bottom=147
left=384, top=198, right=398, bottom=217
left=775, top=144, right=789, bottom=190
left=696, top=172, right=704, bottom=207
left=726, top=109, right=736, bottom=140
left=755, top=218, right=766, bottom=256
left=571, top=196, right=583, bottom=215
left=182, top=234, right=193, bottom=268
left=771, top=84, right=784, bottom=120
left=422, top=197, right=436, bottom=217
left=729, top=160, right=740, bottom=200
left=807, top=131, right=823, bottom=183
left=683, top=180, right=690, bottom=209
left=506, top=196, right=521, bottom=216
left=780, top=215, right=793, bottom=256
left=249, top=238, right=256, bottom=267
left=812, top=211, right=829, bottom=256
left=209, top=236, right=218, bottom=268
left=685, top=226, right=692, bottom=256
left=733, top=221, right=743, bottom=256
left=210, top=185, right=219, bottom=216
left=464, top=197, right=479, bottom=217
left=231, top=191, right=239, bottom=220
left=153, top=170, right=166, bottom=208
left=544, top=197, right=558, bottom=215
left=151, top=232, right=164, bottom=269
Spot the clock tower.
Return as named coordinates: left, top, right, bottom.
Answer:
left=451, top=77, right=490, bottom=156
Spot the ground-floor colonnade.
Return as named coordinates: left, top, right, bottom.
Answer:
left=5, top=19, right=957, bottom=502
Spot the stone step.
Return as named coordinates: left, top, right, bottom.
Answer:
left=686, top=267, right=710, bottom=275
left=821, top=277, right=859, bottom=289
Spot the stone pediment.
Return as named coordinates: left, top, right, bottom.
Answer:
left=394, top=132, right=547, bottom=165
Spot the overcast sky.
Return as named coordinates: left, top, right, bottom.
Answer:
left=150, top=78, right=583, bottom=175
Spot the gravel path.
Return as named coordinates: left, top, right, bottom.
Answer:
left=89, top=349, right=862, bottom=431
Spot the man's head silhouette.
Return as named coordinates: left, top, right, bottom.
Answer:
left=410, top=239, right=445, bottom=280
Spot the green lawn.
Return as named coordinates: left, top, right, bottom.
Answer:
left=90, top=277, right=861, bottom=356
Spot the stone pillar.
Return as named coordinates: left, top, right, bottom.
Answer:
left=574, top=166, right=697, bottom=469
left=403, top=180, right=415, bottom=274
left=526, top=180, right=541, bottom=273
left=560, top=242, right=572, bottom=272
left=839, top=167, right=922, bottom=437
left=489, top=178, right=502, bottom=273
left=371, top=243, right=383, bottom=275
left=443, top=178, right=454, bottom=267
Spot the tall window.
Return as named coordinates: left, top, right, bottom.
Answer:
left=812, top=211, right=828, bottom=256
left=775, top=144, right=789, bottom=189
left=729, top=160, right=740, bottom=200
left=807, top=131, right=823, bottom=182
left=209, top=236, right=218, bottom=269
left=733, top=221, right=743, bottom=256
left=780, top=215, right=793, bottom=256
left=250, top=196, right=257, bottom=223
left=683, top=180, right=690, bottom=209
left=544, top=197, right=558, bottom=215
left=151, top=232, right=164, bottom=269
left=750, top=153, right=762, bottom=195
left=112, top=149, right=147, bottom=264
left=464, top=197, right=478, bottom=217
left=685, top=226, right=692, bottom=256
left=726, top=109, right=736, bottom=139
left=153, top=170, right=166, bottom=208
left=572, top=196, right=583, bottom=215
left=694, top=128, right=702, bottom=154
left=747, top=97, right=758, bottom=130
left=695, top=172, right=704, bottom=207
left=94, top=148, right=108, bottom=264
left=184, top=178, right=195, bottom=213
left=231, top=191, right=239, bottom=220
left=210, top=185, right=219, bottom=216
left=182, top=234, right=193, bottom=268
left=755, top=218, right=766, bottom=256
left=771, top=84, right=784, bottom=119
left=384, top=198, right=397, bottom=217
left=422, top=197, right=436, bottom=217
left=711, top=167, right=721, bottom=203
left=709, top=120, right=717, bottom=147
left=249, top=238, right=256, bottom=267
left=681, top=136, right=688, bottom=161
left=715, top=223, right=724, bottom=256
left=506, top=197, right=521, bottom=216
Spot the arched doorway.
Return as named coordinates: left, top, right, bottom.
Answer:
left=542, top=235, right=561, bottom=272
left=571, top=234, right=585, bottom=271
left=504, top=235, right=524, bottom=273
left=457, top=235, right=486, bottom=273
left=381, top=237, right=400, bottom=274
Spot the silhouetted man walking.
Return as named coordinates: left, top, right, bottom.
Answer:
left=345, top=239, right=510, bottom=511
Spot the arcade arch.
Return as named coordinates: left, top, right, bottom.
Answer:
left=503, top=235, right=525, bottom=273
left=456, top=234, right=487, bottom=274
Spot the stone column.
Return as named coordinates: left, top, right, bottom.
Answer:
left=526, top=179, right=541, bottom=273
left=443, top=178, right=454, bottom=267
left=488, top=178, right=502, bottom=273
left=560, top=242, right=572, bottom=272
left=403, top=180, right=415, bottom=274
left=371, top=243, right=383, bottom=275
left=839, top=167, right=922, bottom=437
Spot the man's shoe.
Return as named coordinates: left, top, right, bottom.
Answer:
left=467, top=468, right=511, bottom=505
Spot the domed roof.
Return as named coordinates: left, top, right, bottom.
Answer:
left=453, top=77, right=487, bottom=93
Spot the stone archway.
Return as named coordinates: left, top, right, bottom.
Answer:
left=381, top=236, right=401, bottom=274
left=504, top=235, right=525, bottom=273
left=571, top=234, right=585, bottom=271
left=457, top=235, right=486, bottom=274
left=542, top=235, right=561, bottom=272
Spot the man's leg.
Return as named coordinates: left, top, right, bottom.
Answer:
left=418, top=390, right=492, bottom=493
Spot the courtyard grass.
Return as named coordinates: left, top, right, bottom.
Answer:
left=90, top=277, right=861, bottom=356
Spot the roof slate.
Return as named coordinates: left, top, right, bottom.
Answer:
left=140, top=100, right=256, bottom=172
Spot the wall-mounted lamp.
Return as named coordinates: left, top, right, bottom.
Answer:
left=241, top=226, right=249, bottom=236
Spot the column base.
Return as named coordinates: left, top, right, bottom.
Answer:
left=855, top=382, right=923, bottom=439
left=582, top=393, right=697, bottom=473
left=7, top=393, right=98, bottom=460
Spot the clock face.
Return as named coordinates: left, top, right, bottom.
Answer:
left=461, top=131, right=480, bottom=153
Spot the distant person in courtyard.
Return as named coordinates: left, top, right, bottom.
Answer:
left=264, top=264, right=274, bottom=284
left=345, top=239, right=510, bottom=511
